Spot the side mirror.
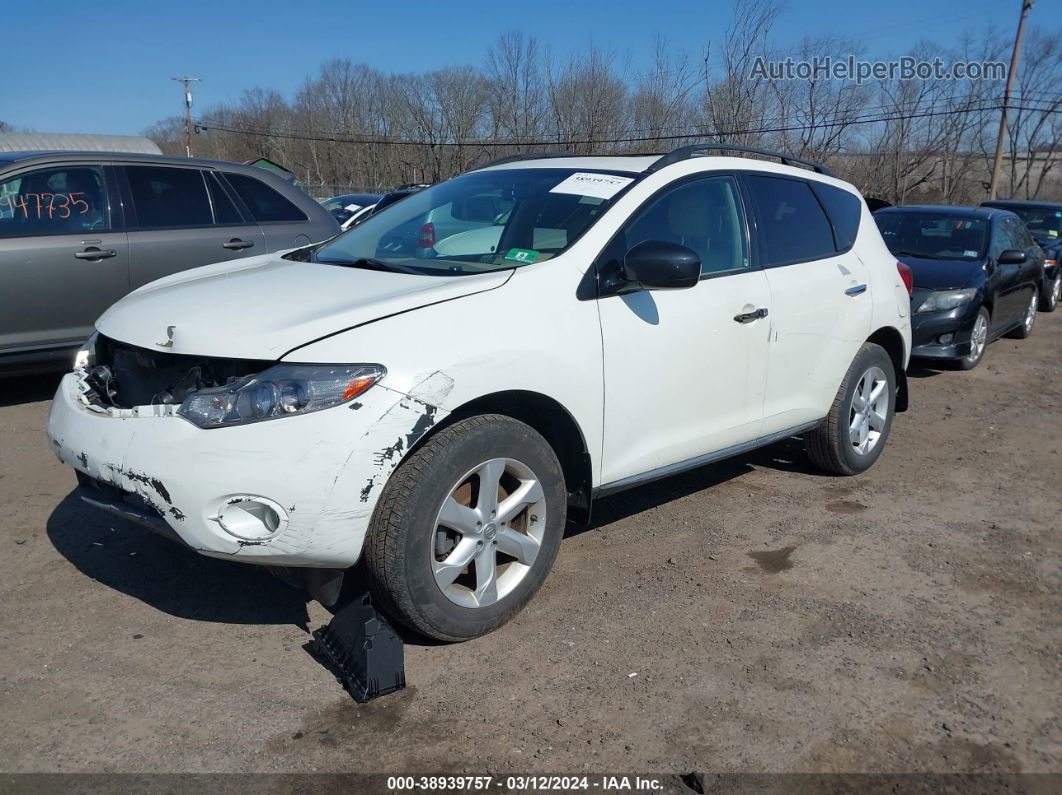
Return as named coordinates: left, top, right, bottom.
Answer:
left=623, top=240, right=701, bottom=290
left=998, top=248, right=1027, bottom=265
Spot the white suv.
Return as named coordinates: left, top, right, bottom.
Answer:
left=46, top=146, right=912, bottom=641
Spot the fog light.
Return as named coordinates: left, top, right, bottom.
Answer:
left=938, top=333, right=955, bottom=344
left=216, top=496, right=287, bottom=541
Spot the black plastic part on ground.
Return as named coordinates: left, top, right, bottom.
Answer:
left=310, top=592, right=406, bottom=703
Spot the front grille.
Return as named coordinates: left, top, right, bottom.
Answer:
left=76, top=470, right=161, bottom=517
left=86, top=336, right=272, bottom=409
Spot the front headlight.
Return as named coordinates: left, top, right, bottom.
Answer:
left=917, top=288, right=978, bottom=313
left=74, top=332, right=99, bottom=370
left=177, top=364, right=385, bottom=428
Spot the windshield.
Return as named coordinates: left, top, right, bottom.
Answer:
left=311, top=168, right=636, bottom=275
left=875, top=212, right=988, bottom=261
left=997, top=205, right=1062, bottom=242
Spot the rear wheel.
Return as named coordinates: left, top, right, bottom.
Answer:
left=364, top=414, right=566, bottom=642
left=1006, top=289, right=1038, bottom=339
left=1039, top=275, right=1060, bottom=313
left=805, top=343, right=896, bottom=476
left=957, top=307, right=990, bottom=370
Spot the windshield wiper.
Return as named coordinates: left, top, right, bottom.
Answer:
left=892, top=250, right=954, bottom=261
left=315, top=257, right=423, bottom=275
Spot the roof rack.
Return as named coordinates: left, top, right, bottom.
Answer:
left=474, top=151, right=572, bottom=169
left=647, top=143, right=832, bottom=176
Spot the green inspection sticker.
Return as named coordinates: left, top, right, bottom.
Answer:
left=505, top=248, right=540, bottom=264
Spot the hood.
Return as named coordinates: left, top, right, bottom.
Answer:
left=896, top=256, right=986, bottom=291
left=96, top=253, right=512, bottom=359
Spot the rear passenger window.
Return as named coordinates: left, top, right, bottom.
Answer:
left=206, top=172, right=243, bottom=225
left=745, top=175, right=835, bottom=266
left=811, top=182, right=862, bottom=251
left=125, top=166, right=212, bottom=228
left=224, top=173, right=307, bottom=223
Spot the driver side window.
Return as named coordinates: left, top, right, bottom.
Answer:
left=0, top=165, right=111, bottom=238
left=623, top=176, right=750, bottom=277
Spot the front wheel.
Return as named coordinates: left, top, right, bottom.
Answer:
left=805, top=342, right=896, bottom=476
left=957, top=307, right=990, bottom=370
left=364, top=414, right=567, bottom=642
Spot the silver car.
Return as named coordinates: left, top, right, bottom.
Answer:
left=0, top=151, right=339, bottom=373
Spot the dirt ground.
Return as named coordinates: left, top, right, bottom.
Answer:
left=0, top=314, right=1059, bottom=781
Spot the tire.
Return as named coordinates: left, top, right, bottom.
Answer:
left=1005, top=289, right=1038, bottom=339
left=805, top=342, right=896, bottom=476
left=1039, top=275, right=1060, bottom=313
left=957, top=307, right=990, bottom=371
left=364, top=414, right=567, bottom=642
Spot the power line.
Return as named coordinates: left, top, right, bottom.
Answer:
left=196, top=99, right=1029, bottom=150
left=196, top=89, right=1062, bottom=149
left=197, top=92, right=1019, bottom=145
left=197, top=96, right=1012, bottom=146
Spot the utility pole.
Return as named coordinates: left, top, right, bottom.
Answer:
left=989, top=0, right=1034, bottom=200
left=172, top=76, right=201, bottom=157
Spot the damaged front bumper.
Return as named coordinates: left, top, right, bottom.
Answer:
left=46, top=370, right=450, bottom=568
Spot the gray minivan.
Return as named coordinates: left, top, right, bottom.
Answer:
left=0, top=151, right=339, bottom=372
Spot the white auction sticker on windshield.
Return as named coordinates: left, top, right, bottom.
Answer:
left=550, top=172, right=634, bottom=200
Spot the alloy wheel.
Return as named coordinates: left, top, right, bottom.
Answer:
left=849, top=366, right=889, bottom=456
left=1052, top=277, right=1061, bottom=306
left=431, top=458, right=547, bottom=608
left=965, top=312, right=988, bottom=367
left=1024, top=291, right=1038, bottom=332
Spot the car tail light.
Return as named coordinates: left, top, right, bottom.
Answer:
left=418, top=222, right=436, bottom=248
left=1045, top=258, right=1057, bottom=266
left=897, top=261, right=914, bottom=296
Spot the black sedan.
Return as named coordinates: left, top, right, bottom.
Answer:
left=874, top=205, right=1045, bottom=370
left=980, top=199, right=1062, bottom=312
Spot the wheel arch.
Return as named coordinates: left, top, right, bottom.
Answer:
left=413, top=390, right=594, bottom=527
left=867, top=326, right=909, bottom=412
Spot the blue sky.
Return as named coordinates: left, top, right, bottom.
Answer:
left=0, top=0, right=1038, bottom=136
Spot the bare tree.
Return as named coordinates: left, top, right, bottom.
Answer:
left=629, top=37, right=700, bottom=149
left=545, top=45, right=628, bottom=153
left=428, top=66, right=490, bottom=172
left=484, top=32, right=546, bottom=147
left=768, top=35, right=872, bottom=162
left=701, top=0, right=782, bottom=147
left=1002, top=29, right=1062, bottom=199
left=139, top=4, right=1062, bottom=203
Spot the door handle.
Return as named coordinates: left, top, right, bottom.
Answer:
left=74, top=248, right=117, bottom=260
left=844, top=284, right=867, bottom=296
left=223, top=238, right=254, bottom=250
left=733, top=307, right=768, bottom=324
